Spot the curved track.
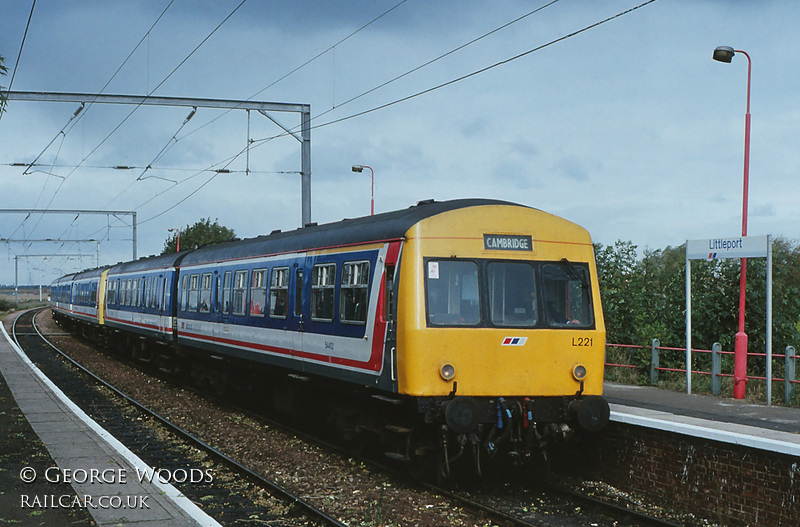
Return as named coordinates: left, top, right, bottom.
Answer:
left=17, top=307, right=690, bottom=526
left=12, top=308, right=346, bottom=527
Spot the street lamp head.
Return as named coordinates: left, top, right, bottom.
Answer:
left=713, top=46, right=735, bottom=63
left=351, top=165, right=364, bottom=173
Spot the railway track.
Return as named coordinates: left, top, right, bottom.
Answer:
left=11, top=308, right=345, bottom=527
left=15, top=308, right=692, bottom=526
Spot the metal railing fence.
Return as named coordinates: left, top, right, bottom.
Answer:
left=606, top=340, right=798, bottom=405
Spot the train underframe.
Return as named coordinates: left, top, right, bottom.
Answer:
left=52, top=311, right=610, bottom=479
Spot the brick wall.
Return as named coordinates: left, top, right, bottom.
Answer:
left=553, top=422, right=800, bottom=525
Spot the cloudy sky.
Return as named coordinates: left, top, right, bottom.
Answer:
left=1, top=0, right=798, bottom=285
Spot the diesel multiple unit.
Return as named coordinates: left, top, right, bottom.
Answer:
left=51, top=199, right=610, bottom=476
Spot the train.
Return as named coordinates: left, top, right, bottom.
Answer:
left=50, top=198, right=610, bottom=477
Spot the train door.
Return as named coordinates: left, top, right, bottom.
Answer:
left=288, top=262, right=306, bottom=360
left=214, top=270, right=232, bottom=342
left=98, top=270, right=109, bottom=325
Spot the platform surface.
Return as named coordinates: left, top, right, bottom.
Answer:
left=1, top=314, right=220, bottom=526
left=604, top=382, right=800, bottom=456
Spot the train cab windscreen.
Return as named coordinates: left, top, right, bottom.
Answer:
left=425, top=258, right=594, bottom=329
left=426, top=260, right=480, bottom=326
left=542, top=261, right=593, bottom=328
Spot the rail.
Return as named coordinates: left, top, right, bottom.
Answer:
left=605, top=340, right=799, bottom=405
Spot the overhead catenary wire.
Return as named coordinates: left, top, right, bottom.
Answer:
left=137, top=0, right=567, bottom=224
left=7, top=0, right=177, bottom=256
left=57, top=0, right=247, bottom=182
left=175, top=0, right=410, bottom=143
left=248, top=1, right=658, bottom=145
left=0, top=0, right=36, bottom=122
left=12, top=0, right=247, bottom=268
left=30, top=0, right=247, bottom=230
left=93, top=0, right=407, bottom=219
left=18, top=0, right=176, bottom=174
left=142, top=0, right=658, bottom=225
left=99, top=106, right=198, bottom=209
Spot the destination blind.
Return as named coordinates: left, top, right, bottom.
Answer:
left=483, top=234, right=533, bottom=251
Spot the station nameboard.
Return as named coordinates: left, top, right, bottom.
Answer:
left=686, top=235, right=768, bottom=260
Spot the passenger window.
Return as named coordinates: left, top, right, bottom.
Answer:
left=232, top=270, right=248, bottom=316
left=269, top=267, right=289, bottom=318
left=426, top=260, right=480, bottom=326
left=199, top=273, right=212, bottom=313
left=187, top=275, right=199, bottom=312
left=222, top=271, right=232, bottom=314
left=311, top=263, right=336, bottom=322
left=107, top=280, right=117, bottom=305
left=152, top=277, right=160, bottom=308
left=162, top=277, right=171, bottom=311
left=542, top=262, right=593, bottom=328
left=488, top=262, right=537, bottom=327
left=180, top=275, right=188, bottom=311
left=250, top=269, right=267, bottom=317
left=340, top=261, right=369, bottom=324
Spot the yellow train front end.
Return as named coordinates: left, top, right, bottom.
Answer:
left=395, top=203, right=609, bottom=469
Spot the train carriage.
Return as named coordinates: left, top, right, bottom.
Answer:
left=50, top=268, right=105, bottom=325
left=103, top=252, right=182, bottom=344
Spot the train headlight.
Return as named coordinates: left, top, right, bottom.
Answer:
left=439, top=363, right=456, bottom=381
left=572, top=364, right=587, bottom=381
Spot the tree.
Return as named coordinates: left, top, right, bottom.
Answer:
left=595, top=237, right=800, bottom=384
left=161, top=218, right=236, bottom=254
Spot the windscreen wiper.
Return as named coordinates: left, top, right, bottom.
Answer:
left=559, top=258, right=589, bottom=289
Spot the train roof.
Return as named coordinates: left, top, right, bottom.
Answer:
left=108, top=251, right=186, bottom=274
left=179, top=198, right=530, bottom=265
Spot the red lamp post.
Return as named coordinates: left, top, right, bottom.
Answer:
left=168, top=227, right=181, bottom=253
left=351, top=164, right=375, bottom=216
left=713, top=45, right=752, bottom=399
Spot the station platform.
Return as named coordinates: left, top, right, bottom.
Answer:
left=0, top=313, right=220, bottom=526
left=604, top=382, right=800, bottom=457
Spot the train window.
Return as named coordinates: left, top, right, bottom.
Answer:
left=187, top=274, right=200, bottom=312
left=233, top=270, right=248, bottom=316
left=250, top=269, right=267, bottom=317
left=269, top=267, right=288, bottom=318
left=542, top=262, right=593, bottom=328
left=340, top=261, right=369, bottom=324
left=132, top=279, right=140, bottom=307
left=162, top=277, right=171, bottom=311
left=107, top=280, right=117, bottom=305
left=425, top=260, right=480, bottom=326
left=311, top=263, right=336, bottom=322
left=294, top=269, right=303, bottom=318
left=199, top=273, right=212, bottom=313
left=487, top=262, right=537, bottom=327
left=384, top=265, right=396, bottom=323
left=180, top=275, right=189, bottom=311
left=222, top=271, right=232, bottom=314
